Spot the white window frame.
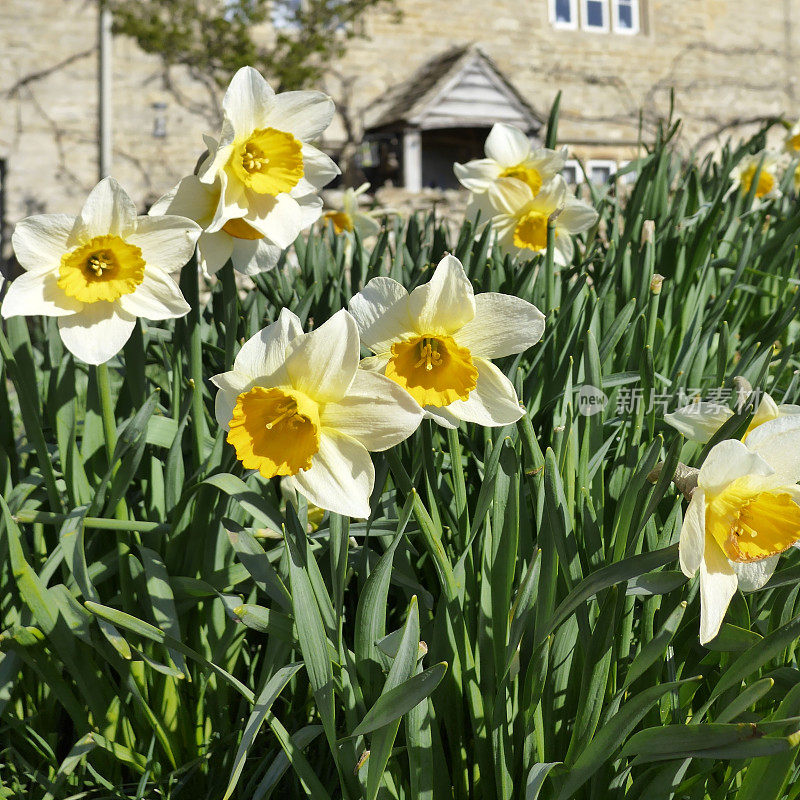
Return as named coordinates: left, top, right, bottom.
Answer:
left=587, top=159, right=617, bottom=184
left=612, top=0, right=639, bottom=34
left=581, top=0, right=610, bottom=32
left=550, top=0, right=578, bottom=30
left=563, top=159, right=582, bottom=185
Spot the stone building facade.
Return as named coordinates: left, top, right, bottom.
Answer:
left=1, top=0, right=798, bottom=261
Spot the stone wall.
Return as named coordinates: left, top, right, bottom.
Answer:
left=0, top=0, right=213, bottom=256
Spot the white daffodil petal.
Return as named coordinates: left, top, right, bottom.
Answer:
left=128, top=215, right=201, bottom=273
left=233, top=307, right=303, bottom=381
left=455, top=292, right=545, bottom=359
left=11, top=214, right=75, bottom=273
left=118, top=266, right=190, bottom=321
left=198, top=231, right=235, bottom=275
left=348, top=277, right=413, bottom=353
left=354, top=214, right=381, bottom=239
left=247, top=193, right=304, bottom=249
left=454, top=159, right=502, bottom=193
left=484, top=122, right=531, bottom=167
left=207, top=172, right=248, bottom=232
left=150, top=175, right=217, bottom=228
left=553, top=235, right=574, bottom=266
left=199, top=137, right=234, bottom=186
left=57, top=303, right=136, bottom=365
left=289, top=430, right=374, bottom=519
left=750, top=393, right=780, bottom=428
left=558, top=198, right=599, bottom=233
left=465, top=191, right=498, bottom=228
left=231, top=237, right=283, bottom=275
left=210, top=369, right=251, bottom=396
left=408, top=254, right=476, bottom=335
left=223, top=66, right=275, bottom=137
left=1, top=270, right=81, bottom=318
left=320, top=370, right=423, bottom=451
left=698, top=535, right=738, bottom=645
left=488, top=178, right=534, bottom=216
left=75, top=177, right=137, bottom=240
left=732, top=556, right=779, bottom=592
left=698, top=439, right=773, bottom=495
left=215, top=386, right=241, bottom=430
left=360, top=353, right=391, bottom=373
left=664, top=402, right=733, bottom=443
left=300, top=143, right=341, bottom=190
left=294, top=193, right=324, bottom=229
left=423, top=406, right=460, bottom=429
left=679, top=488, right=706, bottom=578
left=267, top=90, right=335, bottom=141
left=531, top=176, right=567, bottom=213
left=444, top=357, right=522, bottom=426
left=745, top=415, right=800, bottom=486
left=284, top=309, right=360, bottom=403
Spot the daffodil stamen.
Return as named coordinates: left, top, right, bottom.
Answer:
left=229, top=127, right=304, bottom=196
left=58, top=234, right=146, bottom=304
left=242, top=144, right=270, bottom=173
left=265, top=402, right=300, bottom=430
left=414, top=338, right=443, bottom=371
left=227, top=386, right=321, bottom=479
left=87, top=251, right=115, bottom=276
left=386, top=333, right=478, bottom=407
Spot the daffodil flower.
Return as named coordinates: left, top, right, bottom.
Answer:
left=680, top=417, right=800, bottom=644
left=348, top=254, right=545, bottom=428
left=727, top=152, right=782, bottom=203
left=211, top=308, right=423, bottom=518
left=149, top=175, right=319, bottom=276
left=322, top=183, right=381, bottom=239
left=665, top=392, right=800, bottom=443
left=785, top=120, right=800, bottom=155
left=483, top=176, right=598, bottom=265
left=455, top=122, right=567, bottom=197
left=198, top=66, right=340, bottom=246
left=1, top=177, right=200, bottom=365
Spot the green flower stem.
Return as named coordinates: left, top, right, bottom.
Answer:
left=95, top=362, right=118, bottom=464
left=544, top=222, right=557, bottom=314
left=0, top=324, right=64, bottom=514
left=447, top=426, right=470, bottom=546
left=180, top=255, right=207, bottom=470
left=221, top=264, right=238, bottom=368
left=95, top=361, right=133, bottom=604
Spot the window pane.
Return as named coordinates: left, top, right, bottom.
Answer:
left=586, top=0, right=605, bottom=27
left=617, top=0, right=634, bottom=28
left=563, top=165, right=578, bottom=184
left=590, top=165, right=612, bottom=184
left=555, top=0, right=572, bottom=23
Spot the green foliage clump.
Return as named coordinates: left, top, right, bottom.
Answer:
left=3, top=114, right=800, bottom=799
left=108, top=0, right=400, bottom=90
